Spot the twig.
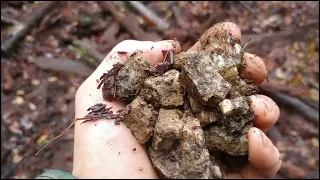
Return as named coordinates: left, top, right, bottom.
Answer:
left=128, top=1, right=169, bottom=32
left=241, top=38, right=251, bottom=52
left=237, top=1, right=260, bottom=20
left=1, top=153, right=31, bottom=179
left=1, top=1, right=58, bottom=54
left=98, top=1, right=161, bottom=41
left=1, top=15, right=20, bottom=25
left=35, top=119, right=77, bottom=156
left=34, top=104, right=120, bottom=156
left=261, top=89, right=319, bottom=125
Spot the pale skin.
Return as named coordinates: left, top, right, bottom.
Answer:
left=73, top=22, right=282, bottom=179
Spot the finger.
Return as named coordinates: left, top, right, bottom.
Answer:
left=187, top=22, right=242, bottom=52
left=250, top=95, right=280, bottom=132
left=239, top=127, right=282, bottom=178
left=187, top=41, right=201, bottom=52
left=240, top=53, right=268, bottom=85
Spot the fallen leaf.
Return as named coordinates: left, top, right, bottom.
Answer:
left=47, top=76, right=58, bottom=82
left=36, top=134, right=49, bottom=145
left=28, top=103, right=37, bottom=111
left=12, top=96, right=25, bottom=105
left=16, top=90, right=25, bottom=96
left=12, top=149, right=22, bottom=163
left=32, top=79, right=41, bottom=86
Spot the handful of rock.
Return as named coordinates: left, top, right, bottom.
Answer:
left=100, top=31, right=258, bottom=179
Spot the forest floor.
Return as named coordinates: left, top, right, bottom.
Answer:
left=1, top=1, right=319, bottom=179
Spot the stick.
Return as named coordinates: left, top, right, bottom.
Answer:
left=128, top=1, right=169, bottom=32
left=98, top=1, right=161, bottom=41
left=172, top=6, right=186, bottom=28
left=242, top=21, right=319, bottom=46
left=35, top=119, right=77, bottom=156
left=242, top=38, right=251, bottom=52
left=33, top=57, right=94, bottom=76
left=1, top=15, right=20, bottom=25
left=238, top=1, right=260, bottom=20
left=1, top=1, right=58, bottom=54
left=261, top=89, right=319, bottom=125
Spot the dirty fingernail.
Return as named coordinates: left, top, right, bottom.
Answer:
left=253, top=128, right=270, bottom=147
left=166, top=40, right=181, bottom=53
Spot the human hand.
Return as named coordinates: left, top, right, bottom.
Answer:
left=72, top=22, right=281, bottom=179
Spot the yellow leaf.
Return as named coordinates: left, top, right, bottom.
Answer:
left=12, top=149, right=22, bottom=163
left=36, top=134, right=48, bottom=145
left=288, top=73, right=303, bottom=87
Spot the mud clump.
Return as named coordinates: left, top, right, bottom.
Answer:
left=99, top=31, right=258, bottom=179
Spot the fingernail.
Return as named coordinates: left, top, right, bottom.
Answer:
left=253, top=128, right=270, bottom=147
left=166, top=40, right=180, bottom=53
left=261, top=98, right=273, bottom=113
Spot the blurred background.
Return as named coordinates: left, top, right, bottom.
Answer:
left=1, top=1, right=319, bottom=179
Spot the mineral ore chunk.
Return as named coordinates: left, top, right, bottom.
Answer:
left=150, top=113, right=220, bottom=179
left=140, top=69, right=184, bottom=107
left=152, top=108, right=183, bottom=151
left=179, top=54, right=232, bottom=105
left=102, top=56, right=155, bottom=100
left=204, top=125, right=250, bottom=156
left=218, top=96, right=250, bottom=117
left=120, top=96, right=157, bottom=144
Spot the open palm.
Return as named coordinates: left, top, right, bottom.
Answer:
left=73, top=22, right=281, bottom=179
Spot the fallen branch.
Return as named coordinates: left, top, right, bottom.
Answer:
left=1, top=1, right=58, bottom=54
left=33, top=57, right=94, bottom=76
left=1, top=15, right=20, bottom=25
left=128, top=1, right=169, bottom=32
left=98, top=1, right=161, bottom=41
left=172, top=6, right=188, bottom=28
left=261, top=89, right=319, bottom=125
left=242, top=21, right=319, bottom=54
left=260, top=83, right=309, bottom=97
